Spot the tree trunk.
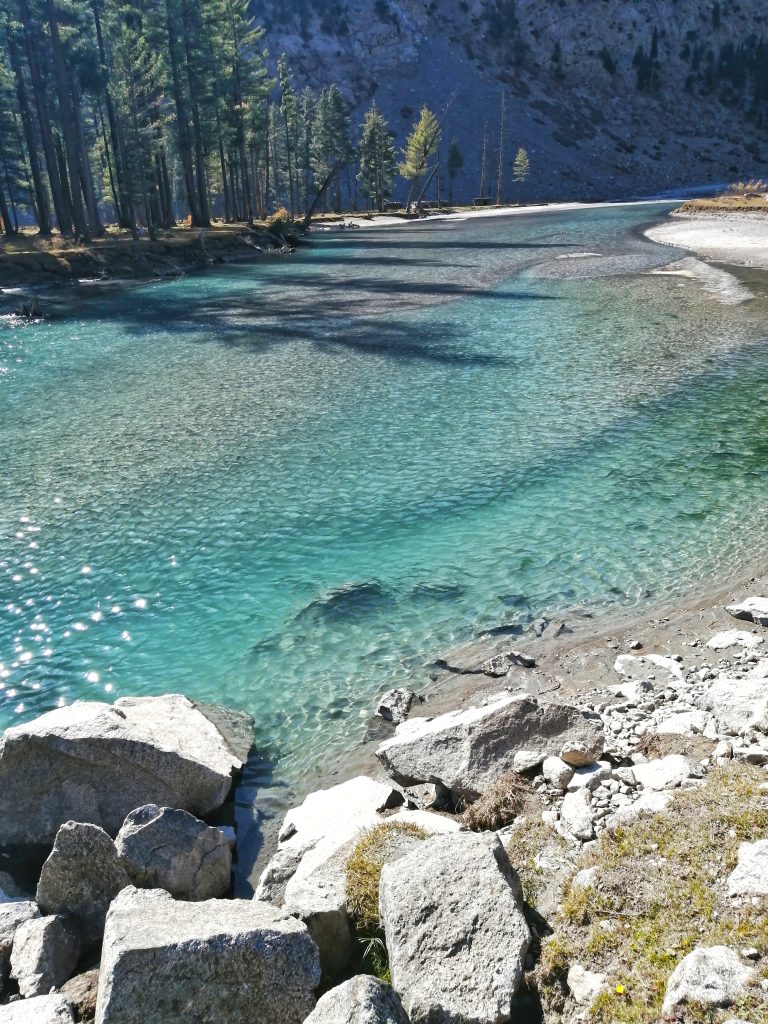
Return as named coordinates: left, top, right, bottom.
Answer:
left=92, top=0, right=133, bottom=229
left=7, top=30, right=51, bottom=235
left=164, top=0, right=201, bottom=225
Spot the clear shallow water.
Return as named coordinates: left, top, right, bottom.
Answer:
left=2, top=203, right=768, bottom=792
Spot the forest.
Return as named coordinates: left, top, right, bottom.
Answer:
left=0, top=0, right=455, bottom=240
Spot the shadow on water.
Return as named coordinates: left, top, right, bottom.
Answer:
left=230, top=746, right=288, bottom=898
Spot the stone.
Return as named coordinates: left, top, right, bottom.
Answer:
left=654, top=711, right=709, bottom=735
left=0, top=900, right=39, bottom=994
left=567, top=963, right=606, bottom=1005
left=59, top=970, right=100, bottom=1024
left=0, top=873, right=29, bottom=904
left=0, top=696, right=252, bottom=848
left=707, top=630, right=763, bottom=650
left=10, top=915, right=80, bottom=997
left=632, top=755, right=693, bottom=791
left=571, top=867, right=597, bottom=890
left=255, top=777, right=401, bottom=905
left=376, top=693, right=604, bottom=801
left=703, top=677, right=768, bottom=734
left=0, top=995, right=75, bottom=1024
left=481, top=650, right=535, bottom=675
left=303, top=976, right=409, bottom=1024
left=605, top=790, right=675, bottom=828
left=727, top=840, right=768, bottom=896
left=726, top=597, right=768, bottom=627
left=662, top=946, right=756, bottom=1014
left=379, top=832, right=529, bottom=1024
left=614, top=653, right=683, bottom=681
left=374, top=689, right=417, bottom=725
left=96, top=887, right=320, bottom=1024
left=566, top=761, right=611, bottom=792
left=115, top=804, right=231, bottom=901
left=383, top=809, right=461, bottom=834
left=560, top=740, right=603, bottom=768
left=560, top=789, right=595, bottom=841
left=541, top=756, right=574, bottom=791
left=36, top=822, right=130, bottom=944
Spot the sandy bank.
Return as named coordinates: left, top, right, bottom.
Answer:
left=645, top=211, right=768, bottom=270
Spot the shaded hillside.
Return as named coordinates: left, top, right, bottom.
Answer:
left=253, top=0, right=768, bottom=201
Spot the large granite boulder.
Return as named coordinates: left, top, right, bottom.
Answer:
left=702, top=676, right=768, bottom=735
left=36, top=823, right=130, bottom=944
left=0, top=695, right=252, bottom=848
left=115, top=805, right=231, bottom=901
left=95, top=887, right=320, bottom=1024
left=0, top=901, right=39, bottom=995
left=10, top=915, right=80, bottom=997
left=726, top=597, right=768, bottom=627
left=0, top=995, right=75, bottom=1024
left=255, top=777, right=401, bottom=905
left=662, top=946, right=756, bottom=1014
left=376, top=693, right=604, bottom=800
left=379, top=832, right=530, bottom=1023
left=304, top=976, right=410, bottom=1024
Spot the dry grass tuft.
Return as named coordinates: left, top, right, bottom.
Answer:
left=461, top=771, right=536, bottom=832
left=345, top=821, right=428, bottom=934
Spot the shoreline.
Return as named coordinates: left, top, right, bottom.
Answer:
left=644, top=209, right=768, bottom=270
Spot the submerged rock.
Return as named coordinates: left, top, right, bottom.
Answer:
left=374, top=688, right=418, bottom=725
left=10, top=915, right=80, bottom=997
left=115, top=805, right=231, bottom=901
left=96, top=887, right=320, bottom=1024
left=379, top=832, right=530, bottom=1024
left=376, top=692, right=604, bottom=801
left=36, top=822, right=130, bottom=944
left=304, top=976, right=409, bottom=1024
left=0, top=695, right=252, bottom=848
left=662, top=946, right=756, bottom=1014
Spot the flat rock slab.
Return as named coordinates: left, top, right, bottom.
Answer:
left=0, top=995, right=75, bottom=1024
left=379, top=832, right=530, bottom=1024
left=726, top=597, right=768, bottom=627
left=662, top=946, right=756, bottom=1014
left=304, top=976, right=410, bottom=1024
left=728, top=840, right=768, bottom=896
left=703, top=676, right=768, bottom=735
left=96, top=887, right=320, bottom=1024
left=654, top=711, right=709, bottom=736
left=0, top=695, right=252, bottom=847
left=707, top=630, right=763, bottom=650
left=36, top=822, right=130, bottom=944
left=632, top=755, right=693, bottom=791
left=376, top=693, right=604, bottom=801
left=115, top=805, right=231, bottom=901
left=614, top=653, right=683, bottom=681
left=605, top=790, right=675, bottom=828
left=10, top=915, right=80, bottom=997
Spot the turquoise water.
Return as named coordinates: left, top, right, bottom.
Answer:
left=2, top=203, right=768, bottom=792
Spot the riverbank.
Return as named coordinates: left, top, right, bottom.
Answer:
left=644, top=205, right=768, bottom=270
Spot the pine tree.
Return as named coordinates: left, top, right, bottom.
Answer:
left=311, top=83, right=353, bottom=213
left=512, top=146, right=529, bottom=200
left=357, top=101, right=395, bottom=212
left=399, top=105, right=440, bottom=209
left=446, top=138, right=463, bottom=204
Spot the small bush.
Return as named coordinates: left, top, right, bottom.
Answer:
left=461, top=771, right=534, bottom=832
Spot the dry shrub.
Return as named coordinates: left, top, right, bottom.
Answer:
left=461, top=771, right=535, bottom=832
left=345, top=821, right=428, bottom=934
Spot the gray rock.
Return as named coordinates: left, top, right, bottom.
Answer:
left=255, top=777, right=401, bottom=905
left=0, top=873, right=29, bottom=904
left=36, top=822, right=130, bottom=944
left=727, top=840, right=768, bottom=896
left=376, top=693, right=604, bottom=801
left=304, top=976, right=409, bottom=1024
left=95, top=887, right=320, bottom=1024
left=115, top=804, right=231, bottom=901
left=707, top=630, right=763, bottom=650
left=662, top=946, right=756, bottom=1014
left=567, top=963, right=606, bottom=1006
left=614, top=653, right=683, bottom=681
left=541, top=756, right=574, bottom=791
left=605, top=790, right=675, bottom=828
left=0, top=901, right=39, bottom=994
left=0, top=995, right=75, bottom=1024
left=374, top=689, right=417, bottom=725
left=481, top=650, right=535, bottom=675
left=702, top=677, right=768, bottom=735
left=654, top=711, right=708, bottom=736
left=560, top=789, right=594, bottom=841
left=726, top=597, right=768, bottom=627
left=632, top=755, right=693, bottom=791
left=0, top=695, right=251, bottom=848
left=10, top=915, right=80, bottom=997
left=379, top=832, right=530, bottom=1024
left=566, top=761, right=611, bottom=792
left=58, top=970, right=99, bottom=1024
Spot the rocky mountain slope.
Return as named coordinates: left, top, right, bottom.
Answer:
left=253, top=0, right=768, bottom=201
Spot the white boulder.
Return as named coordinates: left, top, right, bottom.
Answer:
left=727, top=840, right=768, bottom=896
left=726, top=597, right=768, bottom=627
left=560, top=789, right=595, bottom=841
left=662, top=946, right=756, bottom=1014
left=707, top=630, right=763, bottom=650
left=632, top=755, right=693, bottom=791
left=303, top=976, right=410, bottom=1024
left=567, top=963, right=606, bottom=1006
